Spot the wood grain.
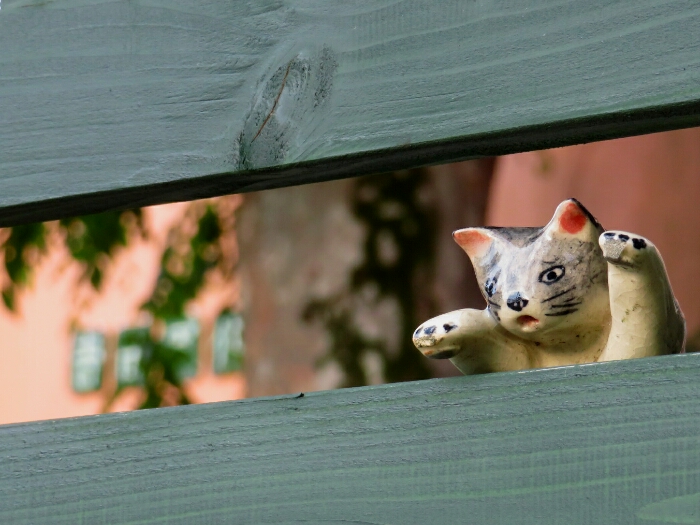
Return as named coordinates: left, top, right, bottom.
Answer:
left=1, top=0, right=699, bottom=225
left=2, top=353, right=700, bottom=524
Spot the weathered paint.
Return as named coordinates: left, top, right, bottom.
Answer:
left=0, top=0, right=700, bottom=224
left=1, top=353, right=700, bottom=523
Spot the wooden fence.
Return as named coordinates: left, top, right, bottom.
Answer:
left=1, top=0, right=699, bottom=522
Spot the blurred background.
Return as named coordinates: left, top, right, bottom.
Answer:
left=1, top=127, right=699, bottom=425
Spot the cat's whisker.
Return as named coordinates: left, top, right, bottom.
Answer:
left=588, top=270, right=604, bottom=282
left=545, top=309, right=579, bottom=317
left=487, top=300, right=501, bottom=309
left=560, top=297, right=580, bottom=304
left=541, top=286, right=576, bottom=303
left=551, top=302, right=582, bottom=308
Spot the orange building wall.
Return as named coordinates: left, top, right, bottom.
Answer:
left=0, top=203, right=245, bottom=426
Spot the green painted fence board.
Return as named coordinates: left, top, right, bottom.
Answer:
left=2, top=353, right=700, bottom=524
left=1, top=0, right=699, bottom=225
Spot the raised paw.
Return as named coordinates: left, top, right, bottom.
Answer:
left=599, top=231, right=653, bottom=267
left=412, top=315, right=461, bottom=359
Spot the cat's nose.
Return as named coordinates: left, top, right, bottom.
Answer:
left=506, top=292, right=529, bottom=312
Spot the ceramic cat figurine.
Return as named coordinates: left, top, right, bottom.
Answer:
left=413, top=199, right=685, bottom=374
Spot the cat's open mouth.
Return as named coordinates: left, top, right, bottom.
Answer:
left=517, top=315, right=540, bottom=329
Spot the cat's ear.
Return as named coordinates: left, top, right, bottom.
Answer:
left=453, top=228, right=497, bottom=260
left=543, top=199, right=601, bottom=240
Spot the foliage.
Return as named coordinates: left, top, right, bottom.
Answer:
left=135, top=203, right=233, bottom=410
left=0, top=199, right=238, bottom=410
left=2, top=211, right=144, bottom=310
left=303, top=297, right=386, bottom=387
left=0, top=168, right=443, bottom=402
left=60, top=210, right=144, bottom=289
left=143, top=206, right=222, bottom=319
left=304, top=169, right=438, bottom=387
left=1, top=222, right=47, bottom=310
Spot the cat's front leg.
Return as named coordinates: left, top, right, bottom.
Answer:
left=598, top=231, right=685, bottom=361
left=413, top=309, right=492, bottom=359
left=412, top=309, right=528, bottom=373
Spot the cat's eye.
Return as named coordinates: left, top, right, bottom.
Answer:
left=539, top=265, right=565, bottom=284
left=485, top=277, right=497, bottom=297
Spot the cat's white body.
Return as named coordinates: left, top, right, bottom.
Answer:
left=413, top=199, right=685, bottom=374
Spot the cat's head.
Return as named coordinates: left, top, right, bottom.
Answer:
left=454, top=199, right=609, bottom=340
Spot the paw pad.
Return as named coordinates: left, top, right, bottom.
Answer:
left=601, top=231, right=651, bottom=264
left=443, top=323, right=457, bottom=333
left=632, top=238, right=647, bottom=250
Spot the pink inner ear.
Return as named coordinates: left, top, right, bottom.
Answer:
left=453, top=229, right=491, bottom=257
left=559, top=202, right=587, bottom=234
